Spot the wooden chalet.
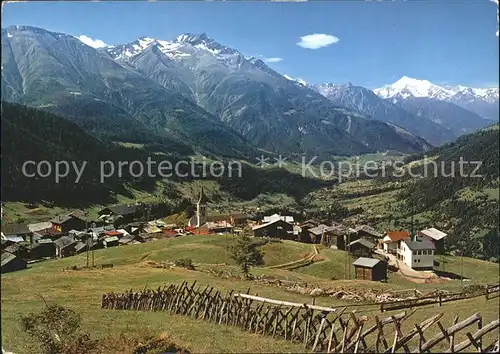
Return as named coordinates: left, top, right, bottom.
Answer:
left=2, top=223, right=33, bottom=244
left=28, top=241, right=56, bottom=260
left=98, top=204, right=140, bottom=225
left=347, top=238, right=375, bottom=258
left=1, top=239, right=16, bottom=251
left=352, top=225, right=383, bottom=244
left=252, top=219, right=294, bottom=239
left=304, top=224, right=333, bottom=244
left=229, top=212, right=249, bottom=226
left=418, top=228, right=447, bottom=254
left=206, top=221, right=233, bottom=233
left=1, top=252, right=27, bottom=273
left=4, top=243, right=29, bottom=260
left=50, top=214, right=86, bottom=233
left=53, top=236, right=78, bottom=258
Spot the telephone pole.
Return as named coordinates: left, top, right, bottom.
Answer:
left=91, top=222, right=96, bottom=267
left=85, top=220, right=89, bottom=268
left=410, top=204, right=415, bottom=241
left=460, top=240, right=465, bottom=290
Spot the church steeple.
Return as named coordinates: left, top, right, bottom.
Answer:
left=198, top=185, right=209, bottom=205
left=195, top=185, right=209, bottom=227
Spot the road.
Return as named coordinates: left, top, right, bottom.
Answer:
left=376, top=249, right=436, bottom=284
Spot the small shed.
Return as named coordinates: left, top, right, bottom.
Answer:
left=103, top=236, right=119, bottom=248
left=352, top=257, right=387, bottom=282
left=118, top=234, right=136, bottom=245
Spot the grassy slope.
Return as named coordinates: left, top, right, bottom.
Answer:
left=2, top=236, right=499, bottom=353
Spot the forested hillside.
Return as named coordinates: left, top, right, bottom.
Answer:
left=1, top=102, right=332, bottom=211
left=398, top=125, right=499, bottom=259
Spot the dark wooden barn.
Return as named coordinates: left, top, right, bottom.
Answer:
left=50, top=214, right=86, bottom=233
left=1, top=252, right=27, bottom=273
left=252, top=219, right=294, bottom=239
left=352, top=257, right=387, bottom=282
left=28, top=241, right=56, bottom=260
left=347, top=238, right=375, bottom=258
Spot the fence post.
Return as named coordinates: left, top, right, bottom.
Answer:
left=381, top=303, right=384, bottom=313
left=438, top=294, right=442, bottom=307
left=485, top=288, right=489, bottom=300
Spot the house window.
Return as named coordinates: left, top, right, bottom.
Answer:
left=413, top=251, right=416, bottom=255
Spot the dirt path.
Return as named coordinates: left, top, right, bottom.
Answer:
left=266, top=244, right=318, bottom=270
left=382, top=251, right=436, bottom=284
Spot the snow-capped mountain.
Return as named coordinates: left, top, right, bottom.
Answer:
left=1, top=25, right=432, bottom=157
left=105, top=33, right=250, bottom=70
left=374, top=76, right=499, bottom=120
left=311, top=82, right=456, bottom=145
left=374, top=76, right=498, bottom=102
left=283, top=74, right=308, bottom=87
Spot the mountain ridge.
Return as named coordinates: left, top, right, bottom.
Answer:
left=1, top=25, right=432, bottom=157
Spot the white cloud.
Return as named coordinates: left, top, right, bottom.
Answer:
left=77, top=35, right=108, bottom=48
left=263, top=57, right=283, bottom=63
left=491, top=0, right=499, bottom=36
left=297, top=33, right=339, bottom=49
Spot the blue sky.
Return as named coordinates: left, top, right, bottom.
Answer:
left=2, top=0, right=498, bottom=88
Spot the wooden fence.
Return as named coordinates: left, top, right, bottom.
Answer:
left=486, top=284, right=500, bottom=300
left=381, top=284, right=500, bottom=312
left=101, top=281, right=500, bottom=353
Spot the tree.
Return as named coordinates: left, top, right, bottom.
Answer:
left=230, top=233, right=264, bottom=278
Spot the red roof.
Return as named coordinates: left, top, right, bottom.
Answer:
left=385, top=231, right=410, bottom=242
left=105, top=230, right=123, bottom=236
left=163, top=229, right=178, bottom=235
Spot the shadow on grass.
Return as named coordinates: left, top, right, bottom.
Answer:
left=433, top=270, right=470, bottom=280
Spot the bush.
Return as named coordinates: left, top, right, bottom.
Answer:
left=175, top=258, right=195, bottom=270
left=20, top=303, right=99, bottom=354
left=100, top=331, right=191, bottom=354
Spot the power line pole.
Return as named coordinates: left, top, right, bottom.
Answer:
left=347, top=231, right=351, bottom=280
left=85, top=220, right=89, bottom=268
left=460, top=245, right=464, bottom=291
left=91, top=222, right=96, bottom=267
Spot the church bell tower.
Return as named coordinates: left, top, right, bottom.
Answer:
left=196, top=186, right=209, bottom=227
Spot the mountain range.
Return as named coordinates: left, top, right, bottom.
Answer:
left=1, top=25, right=498, bottom=159
left=310, top=77, right=497, bottom=146
left=2, top=25, right=431, bottom=159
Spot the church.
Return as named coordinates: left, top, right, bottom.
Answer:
left=188, top=187, right=209, bottom=228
